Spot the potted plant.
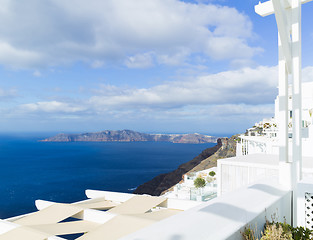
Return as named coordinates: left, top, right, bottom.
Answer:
left=194, top=177, right=206, bottom=201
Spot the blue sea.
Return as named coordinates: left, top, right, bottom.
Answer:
left=0, top=134, right=215, bottom=219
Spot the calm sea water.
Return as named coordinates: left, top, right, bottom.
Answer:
left=0, top=134, right=215, bottom=219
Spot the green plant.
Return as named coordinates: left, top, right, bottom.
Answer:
left=209, top=171, right=216, bottom=177
left=261, top=221, right=312, bottom=240
left=292, top=226, right=312, bottom=240
left=193, top=177, right=206, bottom=188
left=242, top=225, right=258, bottom=240
left=261, top=222, right=292, bottom=240
left=241, top=216, right=313, bottom=240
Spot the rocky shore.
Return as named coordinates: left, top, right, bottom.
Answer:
left=133, top=135, right=238, bottom=196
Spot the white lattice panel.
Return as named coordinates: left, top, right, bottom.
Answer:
left=305, top=192, right=313, bottom=230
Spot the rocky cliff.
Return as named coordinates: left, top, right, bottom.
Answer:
left=186, top=134, right=238, bottom=173
left=133, top=139, right=223, bottom=196
left=133, top=135, right=238, bottom=196
left=41, top=130, right=217, bottom=144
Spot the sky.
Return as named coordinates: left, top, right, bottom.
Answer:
left=0, top=0, right=313, bottom=135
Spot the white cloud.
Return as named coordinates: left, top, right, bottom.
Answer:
left=125, top=52, right=154, bottom=69
left=20, top=101, right=86, bottom=113
left=91, top=60, right=105, bottom=69
left=205, top=104, right=274, bottom=117
left=7, top=65, right=313, bottom=133
left=205, top=37, right=262, bottom=60
left=0, top=0, right=258, bottom=69
left=157, top=48, right=190, bottom=66
left=14, top=65, right=313, bottom=123
left=11, top=65, right=278, bottom=127
left=0, top=41, right=41, bottom=69
left=0, top=88, right=18, bottom=99
left=89, top=65, right=278, bottom=110
left=12, top=63, right=311, bottom=132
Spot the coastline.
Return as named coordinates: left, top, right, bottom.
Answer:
left=133, top=135, right=238, bottom=196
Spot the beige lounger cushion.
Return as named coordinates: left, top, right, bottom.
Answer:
left=0, top=226, right=49, bottom=240
left=31, top=220, right=100, bottom=236
left=108, top=195, right=167, bottom=215
left=77, top=209, right=180, bottom=240
left=13, top=203, right=83, bottom=225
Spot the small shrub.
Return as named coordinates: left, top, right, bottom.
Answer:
left=193, top=177, right=206, bottom=188
left=241, top=220, right=312, bottom=240
left=209, top=171, right=216, bottom=177
left=242, top=225, right=258, bottom=240
left=292, top=226, right=312, bottom=240
left=260, top=221, right=312, bottom=240
left=261, top=223, right=292, bottom=240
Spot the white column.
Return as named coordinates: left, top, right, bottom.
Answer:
left=278, top=33, right=293, bottom=190
left=291, top=0, right=302, bottom=183
left=292, top=0, right=302, bottom=227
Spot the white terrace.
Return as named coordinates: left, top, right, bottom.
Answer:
left=163, top=167, right=217, bottom=202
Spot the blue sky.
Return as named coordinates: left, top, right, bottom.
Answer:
left=0, top=0, right=313, bottom=135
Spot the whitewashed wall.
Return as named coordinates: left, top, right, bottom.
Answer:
left=122, top=182, right=291, bottom=240
left=217, top=157, right=279, bottom=196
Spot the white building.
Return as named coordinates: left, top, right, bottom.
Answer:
left=237, top=82, right=313, bottom=157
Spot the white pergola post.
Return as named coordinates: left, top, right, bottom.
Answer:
left=255, top=0, right=311, bottom=226
left=291, top=0, right=302, bottom=183
left=278, top=32, right=292, bottom=190
left=291, top=0, right=302, bottom=226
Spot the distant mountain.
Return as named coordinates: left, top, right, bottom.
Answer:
left=40, top=130, right=217, bottom=144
